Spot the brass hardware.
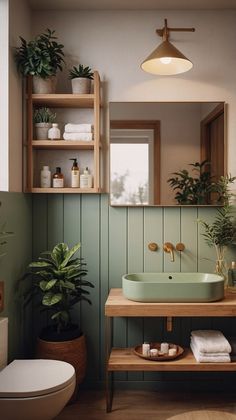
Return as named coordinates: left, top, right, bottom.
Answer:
left=163, top=242, right=175, bottom=262
left=156, top=18, right=195, bottom=41
left=148, top=242, right=158, bottom=252
left=176, top=242, right=185, bottom=252
left=166, top=316, right=173, bottom=332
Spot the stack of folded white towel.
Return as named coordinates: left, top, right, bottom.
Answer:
left=190, top=330, right=231, bottom=363
left=63, top=123, right=93, bottom=141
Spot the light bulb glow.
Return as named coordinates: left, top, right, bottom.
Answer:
left=160, top=57, right=172, bottom=64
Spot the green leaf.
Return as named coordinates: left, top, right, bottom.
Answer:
left=60, top=243, right=81, bottom=268
left=42, top=292, right=63, bottom=306
left=29, top=261, right=52, bottom=268
left=51, top=243, right=68, bottom=266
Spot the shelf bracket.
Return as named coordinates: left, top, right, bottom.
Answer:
left=166, top=316, right=173, bottom=332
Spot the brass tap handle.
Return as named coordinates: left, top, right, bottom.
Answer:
left=148, top=242, right=158, bottom=252
left=176, top=242, right=185, bottom=252
left=163, top=242, right=175, bottom=262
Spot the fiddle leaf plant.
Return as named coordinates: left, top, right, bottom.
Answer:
left=24, top=242, right=94, bottom=334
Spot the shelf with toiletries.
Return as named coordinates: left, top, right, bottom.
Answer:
left=105, top=288, right=236, bottom=412
left=25, top=71, right=102, bottom=193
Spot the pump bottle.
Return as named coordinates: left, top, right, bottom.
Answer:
left=70, top=158, right=80, bottom=188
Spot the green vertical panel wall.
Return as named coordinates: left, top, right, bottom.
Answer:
left=0, top=192, right=32, bottom=361
left=32, top=195, right=236, bottom=389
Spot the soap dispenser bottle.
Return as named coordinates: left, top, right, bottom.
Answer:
left=80, top=167, right=93, bottom=188
left=70, top=158, right=80, bottom=188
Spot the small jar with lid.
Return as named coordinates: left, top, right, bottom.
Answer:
left=48, top=123, right=61, bottom=140
left=52, top=167, right=64, bottom=188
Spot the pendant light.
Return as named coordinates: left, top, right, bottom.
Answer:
left=141, top=19, right=195, bottom=76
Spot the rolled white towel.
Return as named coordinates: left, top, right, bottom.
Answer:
left=64, top=123, right=93, bottom=133
left=191, top=330, right=231, bottom=354
left=63, top=132, right=93, bottom=141
left=190, top=341, right=231, bottom=363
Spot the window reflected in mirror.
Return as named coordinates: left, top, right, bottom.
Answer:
left=109, top=102, right=226, bottom=207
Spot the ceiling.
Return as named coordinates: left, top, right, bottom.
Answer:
left=29, top=0, right=236, bottom=10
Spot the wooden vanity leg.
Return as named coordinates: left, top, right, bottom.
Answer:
left=105, top=316, right=113, bottom=412
left=106, top=370, right=114, bottom=412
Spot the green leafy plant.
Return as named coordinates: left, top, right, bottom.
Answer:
left=168, top=160, right=212, bottom=204
left=15, top=29, right=64, bottom=78
left=23, top=242, right=94, bottom=334
left=198, top=204, right=236, bottom=280
left=211, top=174, right=236, bottom=205
left=33, top=107, right=56, bottom=124
left=69, top=64, right=94, bottom=80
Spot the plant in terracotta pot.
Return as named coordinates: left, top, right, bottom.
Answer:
left=23, top=242, right=94, bottom=397
left=15, top=29, right=64, bottom=93
left=69, top=64, right=94, bottom=94
left=33, top=107, right=56, bottom=140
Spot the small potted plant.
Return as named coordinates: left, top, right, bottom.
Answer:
left=69, top=64, right=94, bottom=94
left=15, top=29, right=64, bottom=94
left=23, top=242, right=94, bottom=398
left=33, top=107, right=56, bottom=140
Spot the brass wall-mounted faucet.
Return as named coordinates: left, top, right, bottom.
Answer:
left=163, top=242, right=175, bottom=262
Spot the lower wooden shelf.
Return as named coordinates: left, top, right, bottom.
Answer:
left=108, top=348, right=236, bottom=372
left=27, top=187, right=100, bottom=193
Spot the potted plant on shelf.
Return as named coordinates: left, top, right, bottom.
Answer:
left=23, top=242, right=94, bottom=398
left=33, top=107, right=56, bottom=140
left=15, top=29, right=64, bottom=94
left=69, top=64, right=94, bottom=94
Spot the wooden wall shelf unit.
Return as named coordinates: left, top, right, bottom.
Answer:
left=25, top=71, right=101, bottom=193
left=105, top=288, right=236, bottom=412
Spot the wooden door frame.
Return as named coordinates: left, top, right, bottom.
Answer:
left=200, top=103, right=226, bottom=175
left=110, top=120, right=161, bottom=204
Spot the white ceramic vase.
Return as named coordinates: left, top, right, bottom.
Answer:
left=71, top=78, right=91, bottom=94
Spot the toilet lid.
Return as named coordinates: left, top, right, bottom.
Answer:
left=0, top=359, right=75, bottom=398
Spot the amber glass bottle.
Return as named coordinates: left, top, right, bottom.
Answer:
left=52, top=167, right=64, bottom=188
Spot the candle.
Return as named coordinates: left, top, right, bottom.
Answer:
left=160, top=342, right=169, bottom=354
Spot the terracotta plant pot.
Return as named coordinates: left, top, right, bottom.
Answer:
left=71, top=77, right=91, bottom=94
left=36, top=333, right=87, bottom=400
left=33, top=75, right=57, bottom=94
left=35, top=122, right=52, bottom=140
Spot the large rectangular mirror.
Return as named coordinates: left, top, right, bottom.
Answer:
left=109, top=102, right=226, bottom=206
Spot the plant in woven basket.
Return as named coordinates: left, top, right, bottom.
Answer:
left=23, top=242, right=94, bottom=337
left=68, top=64, right=94, bottom=80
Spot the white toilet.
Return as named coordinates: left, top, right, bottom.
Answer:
left=0, top=359, right=76, bottom=420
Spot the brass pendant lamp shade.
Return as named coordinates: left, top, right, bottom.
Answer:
left=141, top=19, right=195, bottom=76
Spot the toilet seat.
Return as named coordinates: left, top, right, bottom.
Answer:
left=0, top=359, right=75, bottom=398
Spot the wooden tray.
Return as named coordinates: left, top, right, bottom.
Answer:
left=133, top=342, right=184, bottom=361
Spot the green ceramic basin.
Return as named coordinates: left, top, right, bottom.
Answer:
left=122, top=273, right=224, bottom=302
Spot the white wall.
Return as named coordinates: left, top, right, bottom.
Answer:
left=31, top=10, right=236, bottom=183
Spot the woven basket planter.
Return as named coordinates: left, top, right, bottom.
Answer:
left=36, top=334, right=87, bottom=400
